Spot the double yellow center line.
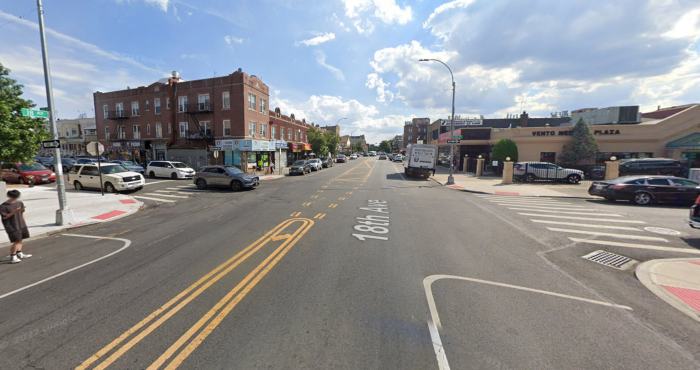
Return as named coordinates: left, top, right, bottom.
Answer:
left=78, top=218, right=314, bottom=370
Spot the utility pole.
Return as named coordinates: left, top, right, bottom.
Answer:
left=37, top=0, right=70, bottom=225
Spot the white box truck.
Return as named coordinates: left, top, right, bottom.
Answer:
left=404, top=144, right=437, bottom=178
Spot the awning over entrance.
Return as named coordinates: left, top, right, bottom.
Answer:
left=666, top=133, right=700, bottom=149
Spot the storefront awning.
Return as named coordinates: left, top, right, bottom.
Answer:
left=666, top=133, right=700, bottom=149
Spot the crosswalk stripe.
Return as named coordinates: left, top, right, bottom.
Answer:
left=530, top=219, right=642, bottom=231
left=155, top=190, right=190, bottom=195
left=547, top=227, right=668, bottom=242
left=145, top=193, right=188, bottom=199
left=568, top=238, right=700, bottom=255
left=517, top=213, right=645, bottom=223
left=508, top=207, right=622, bottom=217
left=133, top=195, right=176, bottom=203
left=491, top=202, right=586, bottom=209
left=175, top=185, right=193, bottom=188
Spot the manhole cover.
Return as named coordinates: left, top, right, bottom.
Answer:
left=643, top=227, right=681, bottom=236
left=581, top=250, right=637, bottom=270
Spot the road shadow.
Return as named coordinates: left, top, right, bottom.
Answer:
left=584, top=199, right=691, bottom=209
left=679, top=237, right=700, bottom=250
left=385, top=173, right=430, bottom=182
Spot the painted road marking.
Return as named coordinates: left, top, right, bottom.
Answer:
left=518, top=213, right=644, bottom=223
left=155, top=190, right=191, bottom=195
left=133, top=196, right=176, bottom=203
left=78, top=218, right=314, bottom=370
left=508, top=208, right=622, bottom=217
left=643, top=227, right=682, bottom=236
left=302, top=202, right=312, bottom=207
left=148, top=219, right=314, bottom=369
left=338, top=197, right=346, bottom=201
left=568, top=238, right=700, bottom=255
left=0, top=234, right=131, bottom=300
left=423, top=275, right=631, bottom=370
left=175, top=185, right=193, bottom=188
left=487, top=198, right=575, bottom=205
left=546, top=227, right=669, bottom=242
left=310, top=195, right=319, bottom=199
left=346, top=191, right=353, bottom=195
left=290, top=211, right=302, bottom=217
left=353, top=200, right=390, bottom=242
left=144, top=180, right=175, bottom=186
left=490, top=201, right=586, bottom=209
left=531, top=220, right=642, bottom=231
left=313, top=213, right=326, bottom=220
left=145, top=193, right=189, bottom=199
left=329, top=203, right=338, bottom=208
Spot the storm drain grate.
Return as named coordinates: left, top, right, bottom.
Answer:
left=581, top=250, right=637, bottom=270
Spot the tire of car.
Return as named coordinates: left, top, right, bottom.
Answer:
left=196, top=178, right=207, bottom=190
left=566, top=174, right=581, bottom=184
left=171, top=172, right=178, bottom=179
left=525, top=173, right=536, bottom=182
left=633, top=191, right=653, bottom=205
left=104, top=182, right=116, bottom=193
left=230, top=180, right=242, bottom=191
left=74, top=181, right=83, bottom=191
left=149, top=171, right=156, bottom=178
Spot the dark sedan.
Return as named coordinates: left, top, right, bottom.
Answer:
left=110, top=160, right=145, bottom=174
left=289, top=160, right=311, bottom=175
left=321, top=157, right=334, bottom=168
left=336, top=154, right=347, bottom=163
left=690, top=196, right=700, bottom=228
left=589, top=175, right=700, bottom=205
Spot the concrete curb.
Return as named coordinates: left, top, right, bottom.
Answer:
left=433, top=177, right=596, bottom=199
left=636, top=258, right=700, bottom=322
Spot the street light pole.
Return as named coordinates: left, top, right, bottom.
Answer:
left=37, top=0, right=70, bottom=225
left=419, top=58, right=456, bottom=185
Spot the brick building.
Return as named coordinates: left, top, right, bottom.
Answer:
left=269, top=108, right=313, bottom=163
left=93, top=69, right=274, bottom=170
left=403, top=117, right=430, bottom=148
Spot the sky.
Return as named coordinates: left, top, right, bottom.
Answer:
left=1, top=0, right=700, bottom=144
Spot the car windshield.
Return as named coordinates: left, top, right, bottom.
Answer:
left=19, top=163, right=47, bottom=171
left=172, top=162, right=189, bottom=168
left=225, top=167, right=243, bottom=175
left=100, top=165, right=128, bottom=174
left=120, top=161, right=137, bottom=166
left=293, top=160, right=306, bottom=166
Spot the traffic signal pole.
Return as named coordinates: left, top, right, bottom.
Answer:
left=37, top=0, right=70, bottom=225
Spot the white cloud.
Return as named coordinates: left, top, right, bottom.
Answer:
left=314, top=51, right=345, bottom=81
left=297, top=32, right=336, bottom=47
left=423, top=0, right=474, bottom=28
left=365, top=73, right=394, bottom=103
left=342, top=0, right=412, bottom=34
left=115, top=0, right=169, bottom=12
left=224, top=35, right=244, bottom=45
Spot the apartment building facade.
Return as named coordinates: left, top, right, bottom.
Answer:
left=403, top=117, right=430, bottom=148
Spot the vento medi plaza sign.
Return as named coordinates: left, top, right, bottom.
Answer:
left=531, top=128, right=621, bottom=137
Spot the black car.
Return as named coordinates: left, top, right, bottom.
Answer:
left=321, top=157, right=333, bottom=168
left=589, top=175, right=700, bottom=205
left=289, top=160, right=311, bottom=175
left=619, top=158, right=686, bottom=177
left=689, top=195, right=700, bottom=228
left=336, top=154, right=347, bottom=163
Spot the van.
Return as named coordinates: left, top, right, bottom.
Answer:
left=619, top=158, right=685, bottom=177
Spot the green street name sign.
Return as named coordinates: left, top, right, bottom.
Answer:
left=451, top=135, right=463, bottom=139
left=20, top=108, right=49, bottom=119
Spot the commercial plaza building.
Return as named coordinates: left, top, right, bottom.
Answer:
left=430, top=105, right=700, bottom=170
left=94, top=69, right=313, bottom=171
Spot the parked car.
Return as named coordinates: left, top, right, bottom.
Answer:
left=0, top=162, right=56, bottom=184
left=75, top=158, right=96, bottom=165
left=378, top=154, right=388, bottom=160
left=194, top=166, right=259, bottom=191
left=321, top=157, right=334, bottom=168
left=308, top=158, right=323, bottom=171
left=56, top=158, right=77, bottom=172
left=110, top=160, right=145, bottom=174
left=589, top=175, right=700, bottom=205
left=35, top=156, right=55, bottom=168
left=689, top=195, right=700, bottom=228
left=619, top=158, right=686, bottom=177
left=349, top=154, right=358, bottom=160
left=289, top=160, right=311, bottom=175
left=68, top=163, right=144, bottom=193
left=146, top=161, right=195, bottom=179
left=514, top=161, right=584, bottom=184
left=392, top=154, right=404, bottom=162
left=336, top=154, right=347, bottom=163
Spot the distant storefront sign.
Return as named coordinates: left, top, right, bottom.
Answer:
left=531, top=129, right=621, bottom=137
left=215, top=139, right=278, bottom=152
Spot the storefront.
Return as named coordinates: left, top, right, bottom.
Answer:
left=216, top=139, right=279, bottom=173
left=287, top=143, right=312, bottom=162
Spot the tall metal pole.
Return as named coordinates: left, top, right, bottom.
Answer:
left=37, top=0, right=69, bottom=225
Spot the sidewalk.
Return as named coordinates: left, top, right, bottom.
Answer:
left=636, top=258, right=700, bottom=322
left=432, top=171, right=595, bottom=198
left=0, top=186, right=142, bottom=246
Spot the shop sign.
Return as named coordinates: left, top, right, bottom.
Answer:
left=275, top=140, right=288, bottom=149
left=303, top=143, right=312, bottom=151
left=531, top=129, right=621, bottom=137
left=112, top=142, right=122, bottom=147
left=129, top=141, right=141, bottom=147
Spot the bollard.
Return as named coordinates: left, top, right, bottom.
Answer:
left=0, top=180, right=5, bottom=196
left=463, top=155, right=468, bottom=173
left=605, top=160, right=619, bottom=180
left=502, top=160, right=514, bottom=184
left=476, top=157, right=485, bottom=177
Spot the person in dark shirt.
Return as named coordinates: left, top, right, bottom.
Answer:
left=1, top=190, right=32, bottom=264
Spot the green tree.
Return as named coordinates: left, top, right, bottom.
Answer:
left=379, top=140, right=392, bottom=153
left=323, top=131, right=339, bottom=155
left=0, top=63, right=50, bottom=163
left=560, top=119, right=599, bottom=165
left=351, top=142, right=364, bottom=153
left=307, top=127, right=329, bottom=157
left=491, top=139, right=518, bottom=162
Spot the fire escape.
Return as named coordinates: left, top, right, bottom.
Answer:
left=172, top=98, right=215, bottom=148
left=105, top=109, right=130, bottom=142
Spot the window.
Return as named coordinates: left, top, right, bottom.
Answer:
left=155, top=122, right=162, bottom=138
left=104, top=127, right=110, bottom=140
left=168, top=123, right=172, bottom=134
left=222, top=91, right=230, bottom=110
left=198, top=94, right=210, bottom=111
left=223, top=119, right=231, bottom=136
left=671, top=179, right=699, bottom=187
left=146, top=123, right=151, bottom=136
left=103, top=104, right=109, bottom=118
left=81, top=166, right=99, bottom=176
left=116, top=102, right=124, bottom=117
left=647, top=178, right=670, bottom=186
left=271, top=125, right=276, bottom=139
left=280, top=127, right=285, bottom=140
left=179, top=122, right=188, bottom=137
left=166, top=97, right=171, bottom=110
left=178, top=96, right=188, bottom=112
left=118, top=125, right=126, bottom=139
left=145, top=99, right=150, bottom=111
left=259, top=123, right=266, bottom=137
left=296, top=129, right=300, bottom=141
left=200, top=120, right=211, bottom=137
left=540, top=152, right=556, bottom=163
left=131, top=101, right=139, bottom=116
left=249, top=122, right=256, bottom=137
left=154, top=98, right=161, bottom=114
left=260, top=98, right=266, bottom=113
left=248, top=93, right=256, bottom=110
left=287, top=128, right=292, bottom=140
left=132, top=125, right=140, bottom=139
left=71, top=128, right=78, bottom=136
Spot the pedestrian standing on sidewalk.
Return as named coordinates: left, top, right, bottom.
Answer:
left=1, top=190, right=32, bottom=264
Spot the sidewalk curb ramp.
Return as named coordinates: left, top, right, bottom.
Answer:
left=636, top=258, right=700, bottom=322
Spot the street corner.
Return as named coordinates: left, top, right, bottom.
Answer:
left=636, top=258, right=700, bottom=322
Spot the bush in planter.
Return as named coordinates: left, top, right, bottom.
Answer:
left=491, top=139, right=518, bottom=162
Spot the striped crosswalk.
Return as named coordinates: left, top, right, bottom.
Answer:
left=133, top=185, right=197, bottom=204
left=474, top=194, right=700, bottom=255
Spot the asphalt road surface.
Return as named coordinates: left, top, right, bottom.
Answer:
left=0, top=158, right=699, bottom=369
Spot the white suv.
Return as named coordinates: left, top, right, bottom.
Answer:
left=513, top=161, right=584, bottom=184
left=308, top=158, right=323, bottom=171
left=146, top=161, right=196, bottom=179
left=68, top=163, right=145, bottom=192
